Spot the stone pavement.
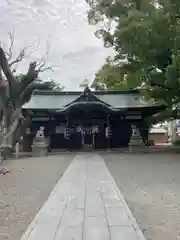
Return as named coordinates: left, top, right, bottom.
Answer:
left=21, top=154, right=146, bottom=240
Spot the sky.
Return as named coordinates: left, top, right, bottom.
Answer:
left=0, top=0, right=113, bottom=90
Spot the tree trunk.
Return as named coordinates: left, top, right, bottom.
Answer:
left=0, top=43, right=51, bottom=160
left=1, top=108, right=24, bottom=159
left=12, top=116, right=30, bottom=147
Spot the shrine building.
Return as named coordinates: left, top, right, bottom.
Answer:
left=22, top=87, right=166, bottom=152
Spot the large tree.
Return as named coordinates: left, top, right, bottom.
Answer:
left=86, top=0, right=180, bottom=122
left=91, top=57, right=140, bottom=90
left=0, top=33, right=59, bottom=158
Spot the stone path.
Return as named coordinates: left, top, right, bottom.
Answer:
left=20, top=154, right=145, bottom=240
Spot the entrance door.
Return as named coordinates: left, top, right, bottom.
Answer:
left=82, top=126, right=93, bottom=150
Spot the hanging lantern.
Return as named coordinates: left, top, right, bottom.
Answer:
left=105, top=115, right=112, bottom=138
left=64, top=116, right=70, bottom=139
left=64, top=127, right=70, bottom=139
left=105, top=126, right=112, bottom=138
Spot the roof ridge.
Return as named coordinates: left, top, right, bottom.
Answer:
left=32, top=89, right=140, bottom=96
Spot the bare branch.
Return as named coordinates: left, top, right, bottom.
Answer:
left=5, top=31, right=15, bottom=61
left=37, top=59, right=57, bottom=72
left=36, top=41, right=50, bottom=68
left=36, top=43, right=55, bottom=72
left=9, top=45, right=29, bottom=68
left=6, top=33, right=41, bottom=69
left=36, top=58, right=46, bottom=69
left=19, top=62, right=38, bottom=96
left=27, top=39, right=41, bottom=56
left=20, top=51, right=55, bottom=96
left=39, top=66, right=54, bottom=73
left=44, top=41, right=50, bottom=57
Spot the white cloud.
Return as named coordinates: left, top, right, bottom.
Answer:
left=0, top=0, right=113, bottom=90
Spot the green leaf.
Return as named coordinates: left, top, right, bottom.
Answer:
left=87, top=0, right=180, bottom=121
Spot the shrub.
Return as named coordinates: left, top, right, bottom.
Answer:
left=173, top=140, right=180, bottom=146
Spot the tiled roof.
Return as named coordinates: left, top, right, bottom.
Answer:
left=23, top=88, right=164, bottom=110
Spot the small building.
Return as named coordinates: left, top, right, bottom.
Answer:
left=149, top=127, right=168, bottom=145
left=22, top=87, right=165, bottom=152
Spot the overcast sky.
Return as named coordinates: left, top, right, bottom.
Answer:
left=0, top=0, right=113, bottom=90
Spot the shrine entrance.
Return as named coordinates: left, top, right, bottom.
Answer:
left=81, top=125, right=98, bottom=150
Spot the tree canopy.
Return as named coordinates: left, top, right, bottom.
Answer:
left=91, top=57, right=139, bottom=90
left=87, top=0, right=180, bottom=123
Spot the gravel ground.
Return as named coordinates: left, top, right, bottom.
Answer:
left=0, top=154, right=74, bottom=240
left=102, top=152, right=180, bottom=240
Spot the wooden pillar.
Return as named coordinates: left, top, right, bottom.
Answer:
left=64, top=116, right=70, bottom=150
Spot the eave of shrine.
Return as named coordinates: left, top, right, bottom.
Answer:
left=23, top=87, right=166, bottom=117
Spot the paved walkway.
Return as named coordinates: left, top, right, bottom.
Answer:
left=21, top=154, right=145, bottom=240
